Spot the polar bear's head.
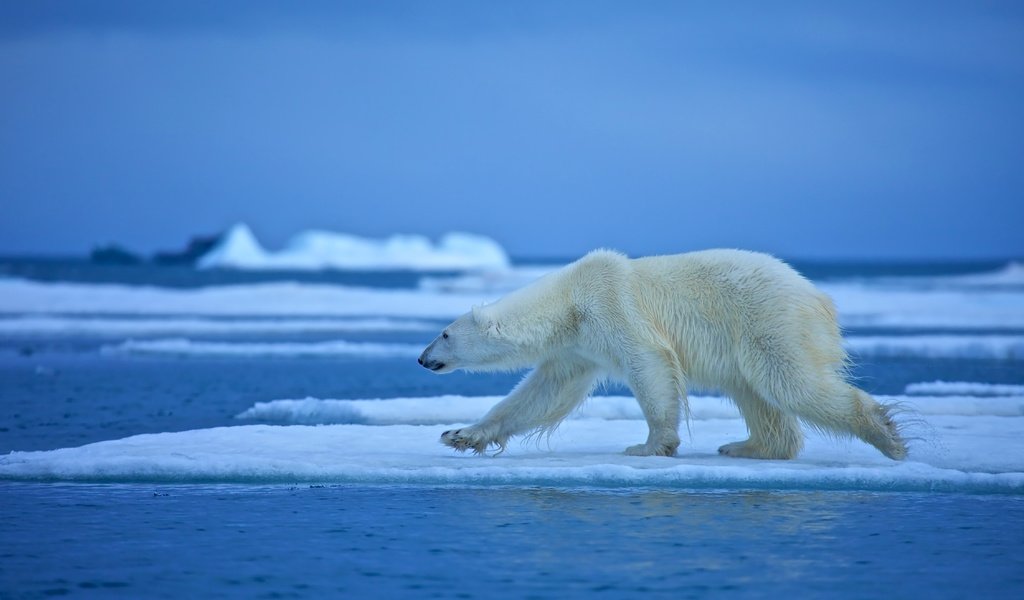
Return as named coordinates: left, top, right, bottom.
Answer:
left=418, top=265, right=579, bottom=373
left=417, top=306, right=523, bottom=374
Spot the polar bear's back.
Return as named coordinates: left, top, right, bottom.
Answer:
left=630, top=249, right=822, bottom=309
left=571, top=248, right=828, bottom=318
left=620, top=249, right=845, bottom=386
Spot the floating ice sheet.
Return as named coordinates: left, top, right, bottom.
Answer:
left=0, top=413, right=1020, bottom=492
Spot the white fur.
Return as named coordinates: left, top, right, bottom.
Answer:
left=419, top=249, right=907, bottom=460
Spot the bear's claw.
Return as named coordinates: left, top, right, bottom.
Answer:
left=440, top=429, right=488, bottom=454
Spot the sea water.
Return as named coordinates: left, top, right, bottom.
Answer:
left=1, top=258, right=1022, bottom=598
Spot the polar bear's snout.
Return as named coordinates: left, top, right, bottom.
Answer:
left=417, top=343, right=448, bottom=372
left=418, top=355, right=446, bottom=371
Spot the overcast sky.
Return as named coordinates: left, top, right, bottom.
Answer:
left=1, top=1, right=1022, bottom=260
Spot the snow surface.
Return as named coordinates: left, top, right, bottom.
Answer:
left=197, top=223, right=510, bottom=271
left=905, top=381, right=1024, bottom=397
left=1, top=394, right=1021, bottom=492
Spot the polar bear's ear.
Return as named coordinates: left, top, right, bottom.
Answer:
left=471, top=305, right=502, bottom=338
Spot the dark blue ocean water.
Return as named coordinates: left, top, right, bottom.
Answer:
left=1, top=259, right=1023, bottom=598
left=2, top=484, right=1022, bottom=599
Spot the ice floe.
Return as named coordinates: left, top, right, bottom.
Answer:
left=0, top=402, right=1020, bottom=492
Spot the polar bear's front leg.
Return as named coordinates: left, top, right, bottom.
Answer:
left=440, top=358, right=599, bottom=455
left=624, top=350, right=684, bottom=457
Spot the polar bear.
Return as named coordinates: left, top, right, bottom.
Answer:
left=418, top=249, right=907, bottom=460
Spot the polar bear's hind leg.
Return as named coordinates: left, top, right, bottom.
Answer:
left=749, top=366, right=908, bottom=461
left=718, top=384, right=804, bottom=459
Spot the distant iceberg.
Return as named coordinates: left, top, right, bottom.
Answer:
left=197, top=223, right=511, bottom=271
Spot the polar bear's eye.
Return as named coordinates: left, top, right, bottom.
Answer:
left=442, top=332, right=449, bottom=340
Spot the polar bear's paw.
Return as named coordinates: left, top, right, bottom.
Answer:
left=441, top=427, right=507, bottom=455
left=440, top=428, right=488, bottom=454
left=718, top=439, right=797, bottom=460
left=624, top=442, right=677, bottom=457
left=717, top=440, right=762, bottom=458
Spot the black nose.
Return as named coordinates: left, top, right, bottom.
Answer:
left=418, top=358, right=446, bottom=371
left=418, top=357, right=424, bottom=365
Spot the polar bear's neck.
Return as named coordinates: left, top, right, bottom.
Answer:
left=478, top=250, right=631, bottom=354
left=477, top=266, right=576, bottom=349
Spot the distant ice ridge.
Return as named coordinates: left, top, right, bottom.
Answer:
left=102, top=338, right=422, bottom=358
left=197, top=223, right=511, bottom=272
left=0, top=316, right=436, bottom=336
left=905, top=381, right=1024, bottom=397
left=235, top=394, right=1024, bottom=426
left=2, top=405, right=1021, bottom=491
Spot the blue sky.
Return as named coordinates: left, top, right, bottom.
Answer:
left=1, top=1, right=1022, bottom=259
